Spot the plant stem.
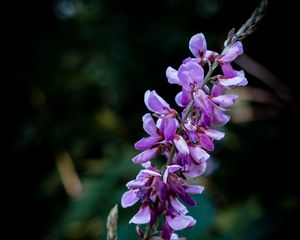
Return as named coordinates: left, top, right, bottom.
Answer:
left=200, top=61, right=218, bottom=88
left=143, top=223, right=152, bottom=240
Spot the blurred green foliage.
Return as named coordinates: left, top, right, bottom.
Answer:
left=6, top=0, right=299, bottom=239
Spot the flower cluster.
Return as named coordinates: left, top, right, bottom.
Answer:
left=121, top=33, right=247, bottom=239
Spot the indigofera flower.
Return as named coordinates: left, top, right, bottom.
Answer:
left=122, top=23, right=254, bottom=238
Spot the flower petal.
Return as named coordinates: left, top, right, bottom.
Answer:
left=157, top=180, right=168, bottom=202
left=166, top=66, right=181, bottom=85
left=132, top=147, right=159, bottom=164
left=162, top=118, right=177, bottom=141
left=211, top=84, right=225, bottom=97
left=200, top=133, right=214, bottom=151
left=166, top=214, right=195, bottom=230
left=144, top=90, right=170, bottom=114
left=204, top=50, right=218, bottom=61
left=175, top=91, right=184, bottom=107
left=189, top=146, right=210, bottom=163
left=219, top=70, right=248, bottom=87
left=171, top=233, right=180, bottom=240
left=189, top=33, right=207, bottom=58
left=211, top=94, right=238, bottom=108
left=170, top=196, right=188, bottom=214
left=181, top=89, right=192, bottom=106
left=129, top=205, right=151, bottom=224
left=178, top=62, right=204, bottom=88
left=121, top=190, right=139, bottom=208
left=141, top=161, right=151, bottom=168
left=184, top=162, right=207, bottom=177
left=141, top=169, right=161, bottom=176
left=126, top=178, right=147, bottom=188
left=142, top=113, right=159, bottom=136
left=187, top=216, right=196, bottom=228
left=174, top=135, right=189, bottom=155
left=221, top=63, right=235, bottom=78
left=201, top=128, right=225, bottom=140
left=213, top=109, right=230, bottom=126
left=184, top=185, right=205, bottom=194
left=134, top=136, right=160, bottom=150
left=219, top=41, right=243, bottom=63
left=182, top=57, right=200, bottom=64
left=162, top=221, right=173, bottom=240
left=167, top=164, right=183, bottom=173
left=163, top=165, right=182, bottom=183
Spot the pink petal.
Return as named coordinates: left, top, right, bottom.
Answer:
left=129, top=205, right=151, bottom=224
left=219, top=41, right=243, bottom=63
left=126, top=179, right=147, bottom=188
left=166, top=66, right=181, bottom=85
left=141, top=169, right=161, bottom=177
left=189, top=146, right=210, bottom=163
left=167, top=165, right=182, bottom=173
left=121, top=190, right=139, bottom=208
left=181, top=89, right=192, bottom=106
left=211, top=84, right=226, bottom=97
left=182, top=57, right=200, bottom=64
left=201, top=128, right=225, bottom=140
left=163, top=165, right=182, bottom=183
left=171, top=233, right=180, bottom=240
left=170, top=196, right=188, bottom=214
left=142, top=113, right=159, bottom=137
left=175, top=91, right=184, bottom=107
left=134, top=136, right=160, bottom=150
left=187, top=216, right=196, bottom=228
left=211, top=94, right=238, bottom=108
left=219, top=70, right=248, bottom=87
left=166, top=214, right=196, bottom=230
left=194, top=89, right=212, bottom=115
left=144, top=90, right=170, bottom=114
left=184, top=185, right=205, bottom=194
left=178, top=62, right=204, bottom=89
left=213, top=109, right=230, bottom=126
left=221, top=63, right=235, bottom=78
left=184, top=162, right=207, bottom=177
left=200, top=133, right=214, bottom=151
left=174, top=135, right=189, bottom=155
left=141, top=161, right=151, bottom=168
left=204, top=50, right=218, bottom=61
left=132, top=147, right=159, bottom=164
left=162, top=118, right=177, bottom=141
left=189, top=33, right=207, bottom=58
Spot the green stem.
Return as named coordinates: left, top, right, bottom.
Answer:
left=143, top=223, right=151, bottom=240
left=200, top=61, right=218, bottom=88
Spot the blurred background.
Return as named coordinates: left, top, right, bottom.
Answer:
left=3, top=0, right=299, bottom=239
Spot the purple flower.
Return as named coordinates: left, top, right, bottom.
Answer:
left=218, top=63, right=248, bottom=87
left=132, top=147, right=160, bottom=164
left=166, top=62, right=205, bottom=107
left=122, top=28, right=250, bottom=239
left=133, top=113, right=179, bottom=164
left=122, top=167, right=163, bottom=223
left=188, top=33, right=218, bottom=63
left=129, top=204, right=151, bottom=224
left=217, top=41, right=243, bottom=63
left=134, top=113, right=178, bottom=150
left=145, top=90, right=177, bottom=117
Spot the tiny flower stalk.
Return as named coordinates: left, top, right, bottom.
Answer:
left=121, top=1, right=267, bottom=239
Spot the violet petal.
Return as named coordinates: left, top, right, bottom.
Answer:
left=129, top=205, right=151, bottom=224
left=121, top=190, right=139, bottom=208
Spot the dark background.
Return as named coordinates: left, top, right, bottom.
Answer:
left=3, top=0, right=299, bottom=239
